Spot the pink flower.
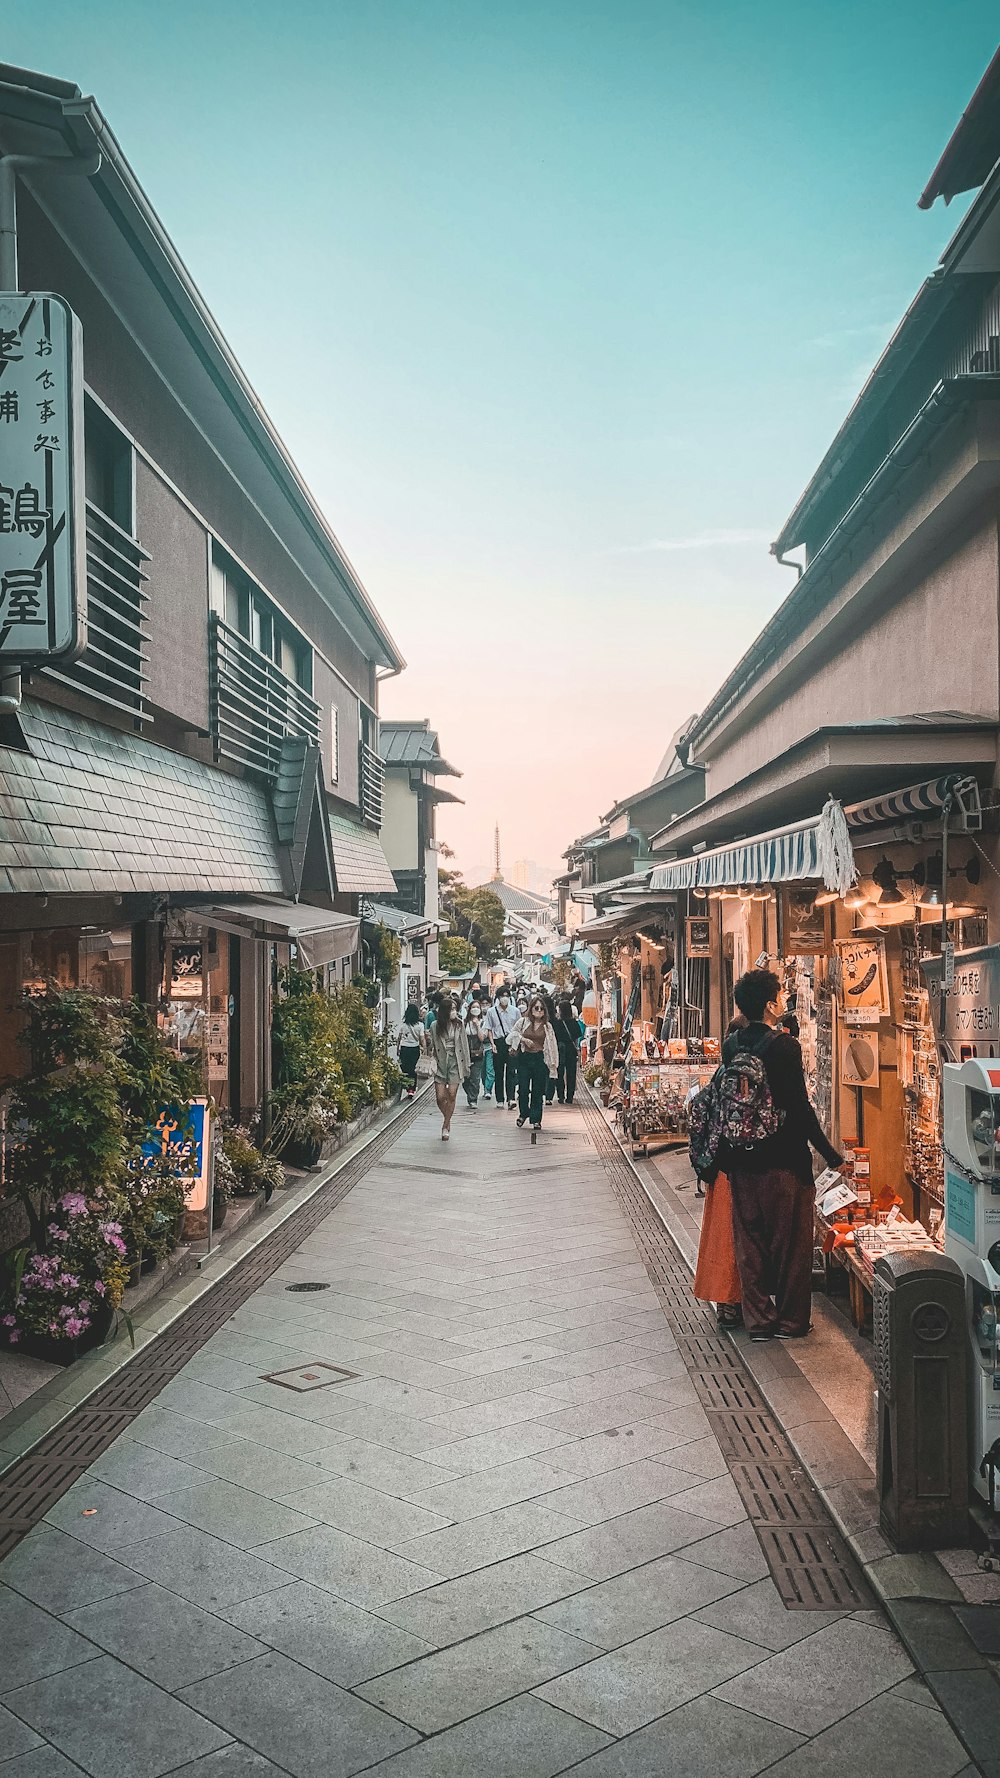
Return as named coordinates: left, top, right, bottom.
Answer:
left=1, top=1314, right=15, bottom=1327
left=64, top=1318, right=86, bottom=1338
left=61, top=1194, right=87, bottom=1217
left=48, top=1320, right=60, bottom=1334
left=93, top=1281, right=106, bottom=1297
left=8, top=1330, right=19, bottom=1344
left=79, top=1300, right=91, bottom=1315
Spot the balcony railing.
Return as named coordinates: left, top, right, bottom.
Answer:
left=359, top=739, right=385, bottom=827
left=210, top=612, right=321, bottom=779
left=43, top=501, right=150, bottom=722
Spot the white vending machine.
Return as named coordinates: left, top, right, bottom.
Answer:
left=942, top=1057, right=1000, bottom=1517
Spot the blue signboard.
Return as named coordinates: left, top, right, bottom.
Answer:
left=140, top=1100, right=210, bottom=1210
left=945, top=1166, right=977, bottom=1248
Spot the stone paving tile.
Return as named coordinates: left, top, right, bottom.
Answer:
left=759, top=1688, right=969, bottom=1776
left=88, top=1441, right=209, bottom=1502
left=0, top=1701, right=43, bottom=1761
left=419, top=1423, right=577, bottom=1474
left=658, top=1432, right=730, bottom=1480
left=308, top=1435, right=459, bottom=1499
left=42, top=1477, right=185, bottom=1553
left=663, top=1472, right=749, bottom=1527
left=542, top=1421, right=701, bottom=1477
left=392, top=1500, right=584, bottom=1577
left=534, top=1616, right=768, bottom=1735
left=539, top=1498, right=721, bottom=1581
left=422, top=1391, right=580, bottom=1441
left=0, top=1528, right=147, bottom=1615
left=694, top=1576, right=847, bottom=1652
left=313, top=1402, right=458, bottom=1455
left=564, top=1693, right=805, bottom=1777
left=447, top=1339, right=564, bottom=1374
left=160, top=1748, right=291, bottom=1777
left=144, top=1478, right=321, bottom=1551
left=259, top=1522, right=443, bottom=1607
left=411, top=1455, right=585, bottom=1520
left=120, top=1406, right=246, bottom=1464
left=537, top=1362, right=684, bottom=1405
left=160, top=1439, right=331, bottom=1500
left=375, top=1551, right=591, bottom=1646
left=113, top=1525, right=291, bottom=1613
left=278, top=1473, right=453, bottom=1546
left=348, top=1692, right=613, bottom=1777
left=222, top=1581, right=433, bottom=1687
left=674, top=1520, right=772, bottom=1582
left=534, top=1393, right=708, bottom=1440
left=534, top=1551, right=747, bottom=1649
left=355, top=1613, right=602, bottom=1732
left=4, top=1653, right=231, bottom=1778
left=178, top=1650, right=418, bottom=1778
left=0, top=1749, right=96, bottom=1776
left=63, top=1582, right=264, bottom=1692
left=0, top=1585, right=100, bottom=1692
left=712, top=1618, right=914, bottom=1734
left=539, top=1457, right=707, bottom=1526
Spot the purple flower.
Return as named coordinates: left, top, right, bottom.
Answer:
left=79, top=1300, right=91, bottom=1315
left=64, top=1317, right=86, bottom=1338
left=61, top=1194, right=87, bottom=1217
left=8, top=1330, right=19, bottom=1344
left=1, top=1314, right=15, bottom=1328
left=93, top=1281, right=106, bottom=1297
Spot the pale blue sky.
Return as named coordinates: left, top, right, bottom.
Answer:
left=6, top=3, right=997, bottom=880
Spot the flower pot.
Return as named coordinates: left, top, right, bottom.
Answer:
left=127, top=1257, right=142, bottom=1290
left=140, top=1249, right=157, bottom=1275
left=0, top=1301, right=114, bottom=1367
left=212, top=1196, right=229, bottom=1230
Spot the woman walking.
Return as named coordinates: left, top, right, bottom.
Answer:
left=511, top=993, right=559, bottom=1133
left=427, top=995, right=471, bottom=1141
left=553, top=997, right=583, bottom=1105
left=463, top=999, right=490, bottom=1110
left=397, top=1003, right=423, bottom=1098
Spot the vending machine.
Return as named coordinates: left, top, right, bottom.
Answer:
left=942, top=1057, right=1000, bottom=1521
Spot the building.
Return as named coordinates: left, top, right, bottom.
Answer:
left=378, top=718, right=462, bottom=990
left=0, top=65, right=402, bottom=1120
left=644, top=52, right=1000, bottom=1223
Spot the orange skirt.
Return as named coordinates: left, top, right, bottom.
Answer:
left=693, top=1172, right=741, bottom=1307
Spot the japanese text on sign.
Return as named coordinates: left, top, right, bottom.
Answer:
left=0, top=293, right=86, bottom=663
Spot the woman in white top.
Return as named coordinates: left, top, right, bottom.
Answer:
left=426, top=996, right=472, bottom=1141
left=510, top=994, right=559, bottom=1133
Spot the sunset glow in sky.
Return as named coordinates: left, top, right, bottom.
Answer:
left=7, top=1, right=996, bottom=885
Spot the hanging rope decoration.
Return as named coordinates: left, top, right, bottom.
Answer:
left=816, top=797, right=858, bottom=896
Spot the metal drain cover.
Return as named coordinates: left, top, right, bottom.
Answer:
left=262, top=1362, right=359, bottom=1393
left=285, top=1281, right=331, bottom=1292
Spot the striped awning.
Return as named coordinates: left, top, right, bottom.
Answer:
left=649, top=816, right=827, bottom=894
left=844, top=774, right=967, bottom=831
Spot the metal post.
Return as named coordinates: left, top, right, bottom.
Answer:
left=940, top=795, right=951, bottom=1029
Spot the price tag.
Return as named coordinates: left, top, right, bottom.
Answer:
left=943, top=941, right=955, bottom=992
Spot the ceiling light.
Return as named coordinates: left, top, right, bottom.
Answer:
left=814, top=888, right=839, bottom=906
left=872, top=857, right=906, bottom=907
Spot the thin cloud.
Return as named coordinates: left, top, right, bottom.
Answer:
left=614, top=528, right=772, bottom=555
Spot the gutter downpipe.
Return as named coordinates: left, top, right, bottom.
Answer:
left=770, top=545, right=803, bottom=580
left=0, top=148, right=101, bottom=713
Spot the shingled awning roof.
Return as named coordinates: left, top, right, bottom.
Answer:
left=380, top=720, right=461, bottom=776
left=0, top=703, right=286, bottom=897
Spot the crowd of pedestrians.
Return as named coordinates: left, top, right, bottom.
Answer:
left=396, top=978, right=586, bottom=1143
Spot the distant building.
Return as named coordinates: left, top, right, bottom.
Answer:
left=379, top=720, right=462, bottom=988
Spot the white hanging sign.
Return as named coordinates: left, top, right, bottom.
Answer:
left=0, top=292, right=86, bottom=663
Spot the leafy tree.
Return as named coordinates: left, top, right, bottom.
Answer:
left=439, top=934, right=477, bottom=975
left=450, top=888, right=506, bottom=961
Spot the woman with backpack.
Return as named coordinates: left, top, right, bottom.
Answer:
left=692, top=1017, right=744, bottom=1327
left=691, top=969, right=840, bottom=1342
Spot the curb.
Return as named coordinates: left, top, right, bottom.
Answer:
left=585, top=1084, right=1000, bottom=1778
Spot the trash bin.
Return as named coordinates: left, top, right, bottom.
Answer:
left=874, top=1249, right=968, bottom=1551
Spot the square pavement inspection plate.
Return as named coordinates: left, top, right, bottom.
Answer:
left=261, top=1363, right=359, bottom=1394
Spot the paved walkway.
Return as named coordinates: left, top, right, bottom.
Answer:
left=0, top=1098, right=973, bottom=1777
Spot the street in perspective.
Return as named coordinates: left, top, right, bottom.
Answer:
left=1, top=9, right=1000, bottom=1776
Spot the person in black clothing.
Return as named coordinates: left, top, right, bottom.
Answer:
left=722, top=968, right=841, bottom=1342
left=553, top=997, right=582, bottom=1104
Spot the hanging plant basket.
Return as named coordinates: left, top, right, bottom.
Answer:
left=0, top=1301, right=114, bottom=1368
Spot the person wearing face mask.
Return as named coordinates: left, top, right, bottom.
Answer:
left=510, top=993, right=559, bottom=1132
left=462, top=1000, right=489, bottom=1110
left=720, top=969, right=841, bottom=1342
left=486, top=989, right=519, bottom=1109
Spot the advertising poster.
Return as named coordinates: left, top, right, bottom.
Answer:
left=140, top=1099, right=210, bottom=1212
left=835, top=937, right=888, bottom=1026
left=686, top=916, right=712, bottom=958
left=840, top=1027, right=880, bottom=1089
left=781, top=888, right=828, bottom=956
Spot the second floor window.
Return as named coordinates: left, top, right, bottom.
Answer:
left=84, top=399, right=133, bottom=529
left=211, top=547, right=311, bottom=693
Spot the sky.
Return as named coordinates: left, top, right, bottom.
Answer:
left=6, top=2, right=998, bottom=885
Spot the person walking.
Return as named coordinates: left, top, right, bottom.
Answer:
left=720, top=968, right=841, bottom=1341
left=553, top=997, right=583, bottom=1105
left=462, top=1000, right=489, bottom=1111
left=486, top=987, right=519, bottom=1109
left=511, top=993, right=559, bottom=1132
left=427, top=995, right=471, bottom=1141
left=396, top=1003, right=423, bottom=1098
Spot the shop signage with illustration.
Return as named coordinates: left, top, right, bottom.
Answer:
left=835, top=937, right=888, bottom=1026
left=0, top=293, right=86, bottom=664
left=139, top=1099, right=211, bottom=1213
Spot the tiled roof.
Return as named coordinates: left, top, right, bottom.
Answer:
left=328, top=813, right=397, bottom=895
left=0, top=702, right=284, bottom=896
left=469, top=876, right=552, bottom=914
left=381, top=720, right=461, bottom=776
left=360, top=899, right=429, bottom=935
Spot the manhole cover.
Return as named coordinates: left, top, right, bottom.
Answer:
left=285, top=1281, right=331, bottom=1292
left=262, top=1363, right=359, bottom=1393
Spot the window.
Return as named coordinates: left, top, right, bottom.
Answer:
left=329, top=705, right=339, bottom=784
left=84, top=400, right=132, bottom=529
left=211, top=546, right=311, bottom=692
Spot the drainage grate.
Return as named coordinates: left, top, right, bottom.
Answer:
left=285, top=1282, right=331, bottom=1293
left=578, top=1093, right=872, bottom=1612
left=0, top=1092, right=427, bottom=1558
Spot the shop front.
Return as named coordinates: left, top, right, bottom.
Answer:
left=649, top=774, right=996, bottom=1330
